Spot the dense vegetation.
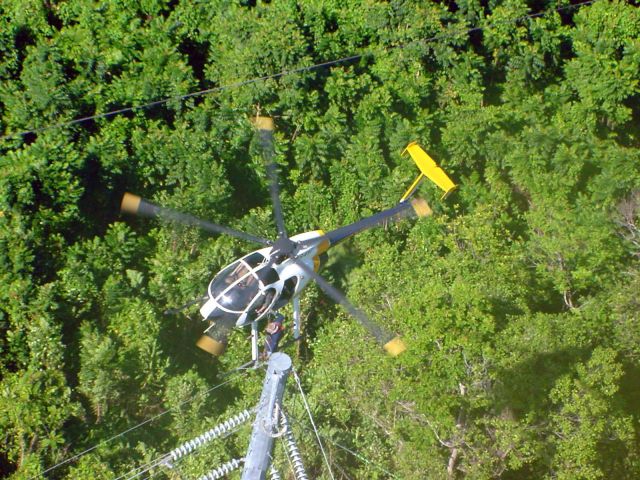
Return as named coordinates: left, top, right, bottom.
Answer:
left=1, top=0, right=639, bottom=478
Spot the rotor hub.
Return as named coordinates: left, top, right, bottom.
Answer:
left=270, top=237, right=297, bottom=262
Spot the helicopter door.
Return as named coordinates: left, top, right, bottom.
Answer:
left=271, top=276, right=298, bottom=310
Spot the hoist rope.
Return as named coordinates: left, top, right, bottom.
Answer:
left=0, top=1, right=594, bottom=143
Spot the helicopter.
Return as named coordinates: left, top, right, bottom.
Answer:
left=121, top=116, right=456, bottom=362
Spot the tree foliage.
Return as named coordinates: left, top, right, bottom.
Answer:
left=1, top=0, right=639, bottom=479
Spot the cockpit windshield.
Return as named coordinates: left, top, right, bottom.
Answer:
left=209, top=262, right=250, bottom=295
left=207, top=252, right=270, bottom=317
left=216, top=275, right=259, bottom=312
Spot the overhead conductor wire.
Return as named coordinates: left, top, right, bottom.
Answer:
left=114, top=408, right=254, bottom=480
left=286, top=412, right=398, bottom=480
left=324, top=436, right=397, bottom=480
left=292, top=367, right=335, bottom=480
left=0, top=0, right=595, bottom=143
left=36, top=369, right=249, bottom=480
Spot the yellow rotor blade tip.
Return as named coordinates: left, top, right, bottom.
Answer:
left=410, top=198, right=433, bottom=218
left=383, top=336, right=407, bottom=357
left=196, top=335, right=227, bottom=356
left=252, top=116, right=274, bottom=131
left=121, top=192, right=141, bottom=214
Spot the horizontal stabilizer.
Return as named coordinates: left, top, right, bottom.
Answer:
left=402, top=142, right=456, bottom=199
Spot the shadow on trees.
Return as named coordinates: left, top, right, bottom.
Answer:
left=493, top=346, right=589, bottom=417
left=619, top=361, right=640, bottom=420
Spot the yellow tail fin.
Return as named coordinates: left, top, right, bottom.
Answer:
left=400, top=142, right=456, bottom=201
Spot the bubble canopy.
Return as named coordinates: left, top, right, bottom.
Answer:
left=202, top=252, right=273, bottom=325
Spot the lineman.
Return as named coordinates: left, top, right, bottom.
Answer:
left=262, top=313, right=285, bottom=359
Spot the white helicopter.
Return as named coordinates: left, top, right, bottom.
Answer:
left=121, top=117, right=455, bottom=362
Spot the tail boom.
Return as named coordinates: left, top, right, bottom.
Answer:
left=325, top=198, right=431, bottom=246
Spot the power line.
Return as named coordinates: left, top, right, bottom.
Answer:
left=36, top=369, right=250, bottom=480
left=0, top=0, right=595, bottom=143
left=287, top=412, right=399, bottom=480
left=0, top=54, right=361, bottom=142
left=114, top=408, right=254, bottom=480
left=323, top=436, right=399, bottom=480
left=119, top=458, right=159, bottom=480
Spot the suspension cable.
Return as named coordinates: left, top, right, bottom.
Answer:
left=0, top=1, right=595, bottom=143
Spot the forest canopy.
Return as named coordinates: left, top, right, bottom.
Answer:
left=1, top=0, right=639, bottom=479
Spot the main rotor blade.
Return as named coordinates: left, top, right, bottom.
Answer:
left=293, top=259, right=406, bottom=356
left=325, top=198, right=432, bottom=246
left=254, top=116, right=288, bottom=240
left=121, top=193, right=272, bottom=246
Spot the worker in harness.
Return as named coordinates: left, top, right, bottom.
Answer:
left=261, top=313, right=285, bottom=359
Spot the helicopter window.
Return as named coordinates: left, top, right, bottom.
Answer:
left=245, top=290, right=269, bottom=322
left=216, top=279, right=261, bottom=313
left=272, top=276, right=298, bottom=310
left=208, top=260, right=262, bottom=313
left=209, top=261, right=248, bottom=296
left=210, top=266, right=231, bottom=293
left=244, top=252, right=267, bottom=268
left=282, top=277, right=297, bottom=298
left=256, top=266, right=279, bottom=286
left=254, top=288, right=276, bottom=316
